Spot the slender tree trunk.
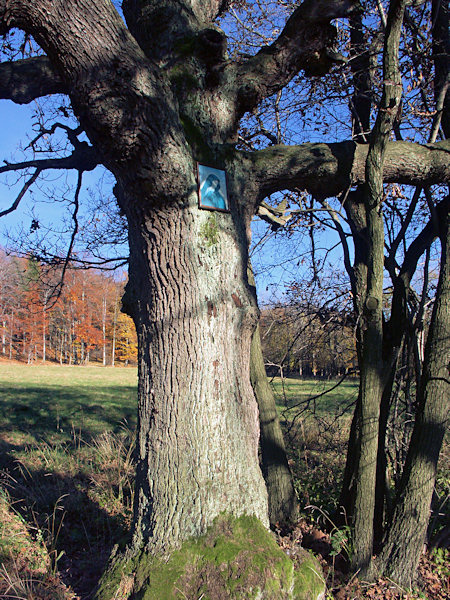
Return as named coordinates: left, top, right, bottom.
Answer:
left=250, top=323, right=299, bottom=528
left=102, top=294, right=107, bottom=366
left=2, top=319, right=5, bottom=354
left=9, top=312, right=13, bottom=360
left=338, top=192, right=368, bottom=524
left=125, top=199, right=268, bottom=553
left=351, top=201, right=385, bottom=574
left=351, top=0, right=406, bottom=574
left=111, top=299, right=117, bottom=367
left=338, top=389, right=361, bottom=525
left=373, top=366, right=396, bottom=549
left=42, top=310, right=46, bottom=362
left=376, top=212, right=450, bottom=586
left=42, top=291, right=48, bottom=362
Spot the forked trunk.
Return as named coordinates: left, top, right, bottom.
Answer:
left=124, top=190, right=269, bottom=553
left=376, top=212, right=450, bottom=586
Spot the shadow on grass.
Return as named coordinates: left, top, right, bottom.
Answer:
left=0, top=384, right=137, bottom=441
left=0, top=434, right=133, bottom=599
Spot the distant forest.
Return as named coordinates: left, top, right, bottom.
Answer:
left=259, top=304, right=358, bottom=380
left=1, top=248, right=358, bottom=376
left=0, top=250, right=137, bottom=365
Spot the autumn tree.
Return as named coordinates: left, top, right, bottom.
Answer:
left=0, top=0, right=449, bottom=596
left=0, top=251, right=132, bottom=364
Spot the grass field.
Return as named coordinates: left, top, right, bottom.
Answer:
left=0, top=363, right=138, bottom=442
left=0, top=363, right=446, bottom=600
left=270, top=375, right=358, bottom=419
left=0, top=364, right=358, bottom=597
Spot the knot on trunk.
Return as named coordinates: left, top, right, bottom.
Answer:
left=195, top=28, right=227, bottom=66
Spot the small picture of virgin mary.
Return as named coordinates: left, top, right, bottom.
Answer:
left=197, top=164, right=229, bottom=212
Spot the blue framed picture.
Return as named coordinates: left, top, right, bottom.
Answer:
left=197, top=163, right=229, bottom=212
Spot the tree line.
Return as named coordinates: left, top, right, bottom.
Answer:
left=260, top=304, right=358, bottom=379
left=0, top=250, right=137, bottom=365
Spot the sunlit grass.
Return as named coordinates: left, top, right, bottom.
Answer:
left=0, top=363, right=447, bottom=599
left=0, top=363, right=137, bottom=442
left=270, top=376, right=358, bottom=430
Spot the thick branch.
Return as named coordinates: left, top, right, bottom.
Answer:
left=249, top=140, right=450, bottom=204
left=0, top=56, right=65, bottom=104
left=234, top=0, right=360, bottom=115
left=122, top=0, right=229, bottom=62
left=0, top=0, right=184, bottom=186
left=0, top=143, right=100, bottom=174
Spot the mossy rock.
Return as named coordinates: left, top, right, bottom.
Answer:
left=96, top=515, right=325, bottom=600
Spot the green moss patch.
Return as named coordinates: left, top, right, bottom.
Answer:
left=292, top=548, right=325, bottom=600
left=200, top=213, right=219, bottom=247
left=96, top=515, right=325, bottom=600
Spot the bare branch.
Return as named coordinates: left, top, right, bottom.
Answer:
left=257, top=199, right=292, bottom=229
left=0, top=56, right=65, bottom=103
left=387, top=194, right=450, bottom=348
left=234, top=0, right=361, bottom=115
left=0, top=143, right=100, bottom=175
left=26, top=122, right=84, bottom=152
left=0, top=168, right=40, bottom=217
left=47, top=171, right=82, bottom=308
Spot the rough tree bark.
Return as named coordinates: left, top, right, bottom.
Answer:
left=120, top=168, right=276, bottom=552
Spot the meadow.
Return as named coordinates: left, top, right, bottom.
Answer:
left=0, top=364, right=446, bottom=600
left=0, top=363, right=138, bottom=442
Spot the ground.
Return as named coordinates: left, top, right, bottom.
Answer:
left=0, top=361, right=448, bottom=599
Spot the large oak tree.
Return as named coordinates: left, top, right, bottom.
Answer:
left=0, top=0, right=449, bottom=596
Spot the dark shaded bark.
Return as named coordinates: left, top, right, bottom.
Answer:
left=375, top=210, right=450, bottom=586
left=337, top=389, right=362, bottom=525
left=0, top=56, right=65, bottom=103
left=250, top=323, right=299, bottom=528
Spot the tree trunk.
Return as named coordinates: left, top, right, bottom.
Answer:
left=350, top=0, right=406, bottom=574
left=102, top=295, right=107, bottom=366
left=351, top=203, right=385, bottom=574
left=125, top=197, right=269, bottom=553
left=250, top=323, right=299, bottom=528
left=337, top=389, right=361, bottom=525
left=373, top=368, right=395, bottom=549
left=111, top=299, right=117, bottom=367
left=338, top=191, right=368, bottom=525
left=376, top=211, right=450, bottom=586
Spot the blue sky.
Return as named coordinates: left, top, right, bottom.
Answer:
left=0, top=84, right=344, bottom=307
left=0, top=96, right=343, bottom=305
left=0, top=101, right=34, bottom=229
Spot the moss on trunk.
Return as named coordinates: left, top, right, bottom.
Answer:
left=96, top=515, right=325, bottom=600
